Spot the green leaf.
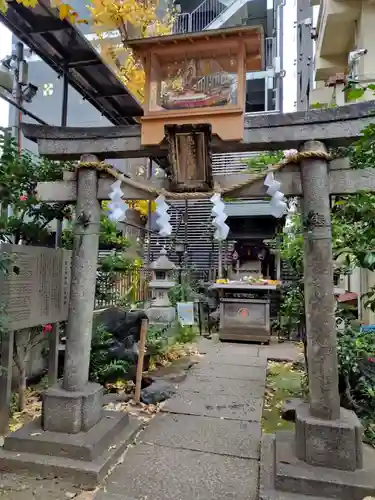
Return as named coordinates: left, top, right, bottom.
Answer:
left=346, top=87, right=366, bottom=101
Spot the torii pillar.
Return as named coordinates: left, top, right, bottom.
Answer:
left=0, top=156, right=142, bottom=487
left=295, top=141, right=363, bottom=471
left=259, top=142, right=373, bottom=500
left=42, top=158, right=103, bottom=433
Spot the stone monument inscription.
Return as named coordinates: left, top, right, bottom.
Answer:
left=0, top=244, right=71, bottom=330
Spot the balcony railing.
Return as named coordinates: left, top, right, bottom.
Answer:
left=265, top=37, right=276, bottom=69
left=173, top=0, right=231, bottom=34
left=172, top=16, right=276, bottom=71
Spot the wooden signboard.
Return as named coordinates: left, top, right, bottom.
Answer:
left=0, top=244, right=71, bottom=330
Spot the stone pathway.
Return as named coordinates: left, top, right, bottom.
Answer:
left=94, top=339, right=277, bottom=500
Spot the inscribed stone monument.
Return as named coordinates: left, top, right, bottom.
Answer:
left=0, top=244, right=71, bottom=330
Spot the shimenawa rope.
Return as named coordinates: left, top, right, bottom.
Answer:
left=77, top=150, right=331, bottom=200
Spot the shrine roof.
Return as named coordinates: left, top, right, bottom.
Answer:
left=127, top=25, right=264, bottom=52
left=1, top=0, right=143, bottom=125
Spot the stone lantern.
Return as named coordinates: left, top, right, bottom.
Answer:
left=146, top=248, right=176, bottom=325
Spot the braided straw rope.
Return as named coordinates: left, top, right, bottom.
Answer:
left=77, top=150, right=331, bottom=200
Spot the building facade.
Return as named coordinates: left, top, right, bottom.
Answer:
left=312, top=0, right=375, bottom=323
left=9, top=0, right=286, bottom=271
left=312, top=0, right=375, bottom=103
left=11, top=0, right=284, bottom=142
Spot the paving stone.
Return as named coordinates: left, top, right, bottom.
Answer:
left=204, top=353, right=267, bottom=367
left=163, top=390, right=263, bottom=421
left=191, top=362, right=266, bottom=381
left=177, top=374, right=265, bottom=399
left=139, top=413, right=261, bottom=459
left=217, top=344, right=260, bottom=357
left=105, top=443, right=259, bottom=500
left=196, top=337, right=219, bottom=354
left=258, top=343, right=302, bottom=362
left=0, top=473, right=82, bottom=500
left=94, top=494, right=138, bottom=500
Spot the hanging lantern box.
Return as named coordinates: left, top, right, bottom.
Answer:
left=128, top=26, right=264, bottom=192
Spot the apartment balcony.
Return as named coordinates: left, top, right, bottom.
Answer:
left=315, top=0, right=360, bottom=81
left=310, top=84, right=335, bottom=106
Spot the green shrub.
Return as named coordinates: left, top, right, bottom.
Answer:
left=146, top=324, right=171, bottom=357
left=337, top=326, right=375, bottom=445
left=173, top=324, right=197, bottom=344
left=89, top=325, right=130, bottom=384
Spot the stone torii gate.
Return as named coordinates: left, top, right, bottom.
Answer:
left=0, top=103, right=374, bottom=496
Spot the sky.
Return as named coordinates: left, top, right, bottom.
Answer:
left=0, top=0, right=299, bottom=128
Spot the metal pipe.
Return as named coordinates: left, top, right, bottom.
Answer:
left=55, top=67, right=69, bottom=248
left=0, top=93, right=48, bottom=125
left=12, top=42, right=24, bottom=151
left=49, top=66, right=69, bottom=387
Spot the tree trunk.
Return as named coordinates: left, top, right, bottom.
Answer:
left=13, top=329, right=31, bottom=412
left=18, top=361, right=26, bottom=412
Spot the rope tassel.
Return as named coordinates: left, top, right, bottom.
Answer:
left=211, top=193, right=229, bottom=241
left=155, top=195, right=172, bottom=237
left=108, top=180, right=128, bottom=222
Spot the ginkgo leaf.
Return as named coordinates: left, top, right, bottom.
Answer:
left=7, top=0, right=176, bottom=103
left=15, top=0, right=38, bottom=7
left=58, top=3, right=71, bottom=20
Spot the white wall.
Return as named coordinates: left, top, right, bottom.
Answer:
left=0, top=23, right=12, bottom=129
left=282, top=0, right=297, bottom=112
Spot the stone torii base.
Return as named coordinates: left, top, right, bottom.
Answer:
left=258, top=141, right=375, bottom=500
left=0, top=158, right=142, bottom=487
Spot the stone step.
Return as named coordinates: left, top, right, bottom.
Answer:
left=4, top=411, right=130, bottom=461
left=0, top=417, right=141, bottom=489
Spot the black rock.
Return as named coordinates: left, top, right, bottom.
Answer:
left=91, top=307, right=151, bottom=383
left=281, top=398, right=303, bottom=422
left=140, top=380, right=176, bottom=405
left=94, top=307, right=148, bottom=344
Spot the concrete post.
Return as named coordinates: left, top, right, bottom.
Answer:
left=299, top=140, right=340, bottom=421
left=63, top=156, right=101, bottom=392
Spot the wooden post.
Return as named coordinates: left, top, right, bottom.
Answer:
left=0, top=329, right=14, bottom=435
left=134, top=319, right=148, bottom=405
left=218, top=241, right=223, bottom=279
left=299, top=140, right=340, bottom=420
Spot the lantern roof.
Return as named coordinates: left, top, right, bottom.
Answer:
left=127, top=25, right=264, bottom=72
left=149, top=248, right=176, bottom=271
